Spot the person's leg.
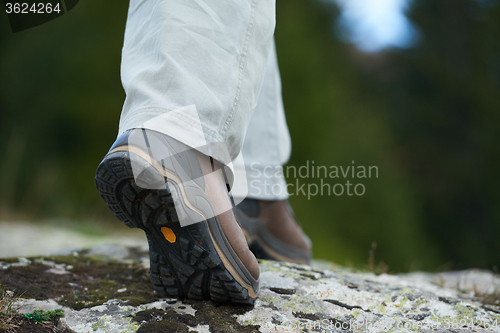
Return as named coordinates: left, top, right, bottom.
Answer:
left=233, top=40, right=312, bottom=264
left=96, top=0, right=277, bottom=304
left=232, top=40, right=291, bottom=200
left=118, top=0, right=275, bottom=164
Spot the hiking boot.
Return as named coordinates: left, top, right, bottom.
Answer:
left=234, top=199, right=311, bottom=265
left=95, top=129, right=259, bottom=304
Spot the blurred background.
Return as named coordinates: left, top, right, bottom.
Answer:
left=1, top=0, right=499, bottom=272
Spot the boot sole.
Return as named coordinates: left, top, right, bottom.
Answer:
left=95, top=150, right=257, bottom=304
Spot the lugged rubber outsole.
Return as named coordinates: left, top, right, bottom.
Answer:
left=95, top=151, right=256, bottom=304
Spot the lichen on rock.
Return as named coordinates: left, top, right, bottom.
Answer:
left=1, top=245, right=499, bottom=332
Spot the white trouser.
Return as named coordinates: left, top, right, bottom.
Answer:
left=118, top=0, right=290, bottom=200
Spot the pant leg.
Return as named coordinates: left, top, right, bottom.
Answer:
left=118, top=0, right=276, bottom=165
left=232, top=40, right=292, bottom=200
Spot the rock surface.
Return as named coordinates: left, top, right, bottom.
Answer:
left=0, top=221, right=146, bottom=258
left=1, top=244, right=499, bottom=332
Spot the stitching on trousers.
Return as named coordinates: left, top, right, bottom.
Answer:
left=220, top=0, right=257, bottom=139
left=122, top=107, right=223, bottom=142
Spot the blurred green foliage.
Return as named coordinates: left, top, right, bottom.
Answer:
left=0, top=0, right=498, bottom=271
